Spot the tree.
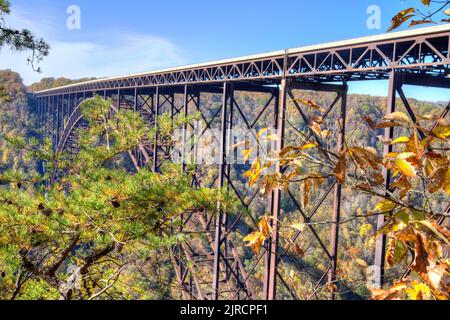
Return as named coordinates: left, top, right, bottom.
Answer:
left=0, top=96, right=236, bottom=300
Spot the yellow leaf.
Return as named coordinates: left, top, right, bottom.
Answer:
left=355, top=258, right=368, bottom=269
left=391, top=136, right=410, bottom=145
left=257, top=128, right=268, bottom=138
left=405, top=282, right=431, bottom=300
left=394, top=158, right=416, bottom=177
left=384, top=112, right=411, bottom=123
left=243, top=231, right=264, bottom=254
left=445, top=170, right=450, bottom=196
left=291, top=223, right=306, bottom=232
left=359, top=223, right=372, bottom=237
left=375, top=200, right=396, bottom=213
left=241, top=148, right=252, bottom=162
left=259, top=216, right=272, bottom=238
left=299, top=143, right=317, bottom=150
left=432, top=125, right=450, bottom=139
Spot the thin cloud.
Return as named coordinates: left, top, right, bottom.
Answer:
left=0, top=6, right=186, bottom=85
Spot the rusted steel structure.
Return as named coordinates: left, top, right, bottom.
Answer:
left=35, top=25, right=450, bottom=300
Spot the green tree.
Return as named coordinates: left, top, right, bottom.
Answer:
left=0, top=96, right=237, bottom=300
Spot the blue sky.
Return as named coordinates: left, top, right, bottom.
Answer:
left=0, top=0, right=449, bottom=102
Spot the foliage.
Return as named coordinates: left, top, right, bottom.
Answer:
left=27, top=77, right=97, bottom=93
left=0, top=95, right=230, bottom=300
left=243, top=106, right=450, bottom=299
left=389, top=0, right=450, bottom=30
left=0, top=0, right=49, bottom=72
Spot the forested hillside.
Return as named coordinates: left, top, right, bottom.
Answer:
left=27, top=76, right=97, bottom=92
left=0, top=70, right=39, bottom=173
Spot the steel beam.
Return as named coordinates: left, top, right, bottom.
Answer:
left=266, top=78, right=288, bottom=300
left=153, top=87, right=160, bottom=173
left=374, top=71, right=399, bottom=289
left=328, top=83, right=348, bottom=300
left=212, top=82, right=232, bottom=300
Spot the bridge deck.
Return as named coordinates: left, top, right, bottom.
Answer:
left=36, top=25, right=450, bottom=96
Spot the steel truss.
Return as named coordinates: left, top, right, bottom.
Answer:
left=35, top=27, right=449, bottom=97
left=34, top=26, right=450, bottom=300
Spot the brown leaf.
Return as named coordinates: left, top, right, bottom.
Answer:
left=296, top=99, right=324, bottom=112
left=411, top=232, right=430, bottom=275
left=386, top=238, right=396, bottom=268
left=333, top=151, right=347, bottom=184
left=409, top=19, right=434, bottom=27
left=417, top=220, right=450, bottom=246
left=389, top=8, right=416, bottom=31
left=301, top=179, right=311, bottom=208
left=292, top=244, right=305, bottom=257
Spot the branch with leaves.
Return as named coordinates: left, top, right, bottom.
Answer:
left=389, top=0, right=450, bottom=31
left=0, top=0, right=49, bottom=71
left=242, top=98, right=450, bottom=299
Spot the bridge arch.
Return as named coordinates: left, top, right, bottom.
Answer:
left=56, top=98, right=91, bottom=154
left=55, top=97, right=150, bottom=172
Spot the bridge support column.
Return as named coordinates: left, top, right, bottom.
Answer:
left=212, top=81, right=233, bottom=300
left=265, top=78, right=288, bottom=301
left=328, top=83, right=348, bottom=300
left=153, top=87, right=160, bottom=173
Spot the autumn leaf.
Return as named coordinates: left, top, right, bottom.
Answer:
left=409, top=19, right=434, bottom=27
left=394, top=157, right=417, bottom=177
left=301, top=179, right=311, bottom=208
left=243, top=231, right=265, bottom=255
left=257, top=128, right=268, bottom=138
left=375, top=200, right=396, bottom=213
left=333, top=151, right=346, bottom=184
left=384, top=112, right=411, bottom=123
left=417, top=220, right=450, bottom=246
left=355, top=258, right=369, bottom=269
left=389, top=8, right=416, bottom=31
left=411, top=232, right=429, bottom=275
left=445, top=169, right=450, bottom=196
left=259, top=216, right=272, bottom=238
left=244, top=158, right=262, bottom=187
left=405, top=282, right=431, bottom=300
left=386, top=238, right=396, bottom=268
left=292, top=244, right=305, bottom=257
left=390, top=136, right=410, bottom=145
left=432, top=125, right=450, bottom=139
left=348, top=147, right=381, bottom=170
left=359, top=223, right=372, bottom=237
left=243, top=217, right=272, bottom=254
left=291, top=223, right=306, bottom=232
left=296, top=99, right=324, bottom=112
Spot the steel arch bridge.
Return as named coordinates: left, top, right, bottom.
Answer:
left=35, top=25, right=450, bottom=300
